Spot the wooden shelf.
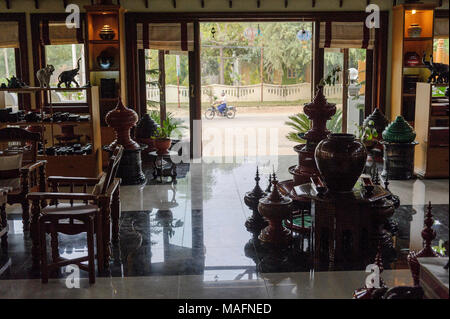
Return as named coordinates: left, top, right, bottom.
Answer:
left=90, top=68, right=120, bottom=72
left=404, top=37, right=433, bottom=41
left=0, top=87, right=90, bottom=93
left=403, top=65, right=428, bottom=69
left=0, top=121, right=91, bottom=127
left=89, top=40, right=119, bottom=44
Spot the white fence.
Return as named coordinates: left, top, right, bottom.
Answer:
left=146, top=83, right=343, bottom=104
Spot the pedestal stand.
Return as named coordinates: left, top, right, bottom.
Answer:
left=381, top=141, right=418, bottom=180
left=105, top=145, right=146, bottom=185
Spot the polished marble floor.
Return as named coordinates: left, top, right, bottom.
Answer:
left=0, top=155, right=448, bottom=298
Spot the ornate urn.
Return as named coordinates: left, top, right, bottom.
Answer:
left=135, top=113, right=159, bottom=151
left=105, top=96, right=146, bottom=185
left=105, top=96, right=140, bottom=150
left=99, top=25, right=115, bottom=40
left=382, top=116, right=416, bottom=143
left=315, top=133, right=367, bottom=193
left=363, top=108, right=389, bottom=138
left=289, top=85, right=336, bottom=186
left=244, top=167, right=268, bottom=233
left=257, top=174, right=293, bottom=246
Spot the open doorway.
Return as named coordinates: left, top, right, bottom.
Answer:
left=199, top=21, right=314, bottom=159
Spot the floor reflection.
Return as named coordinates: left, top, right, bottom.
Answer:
left=1, top=156, right=448, bottom=282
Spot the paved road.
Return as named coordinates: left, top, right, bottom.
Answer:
left=177, top=111, right=299, bottom=156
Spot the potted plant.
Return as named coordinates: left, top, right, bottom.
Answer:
left=151, top=114, right=187, bottom=155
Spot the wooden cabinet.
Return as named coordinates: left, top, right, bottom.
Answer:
left=390, top=3, right=437, bottom=125
left=0, top=87, right=102, bottom=178
left=414, top=83, right=449, bottom=178
left=85, top=4, right=126, bottom=167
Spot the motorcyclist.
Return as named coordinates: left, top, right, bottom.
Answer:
left=217, top=92, right=227, bottom=115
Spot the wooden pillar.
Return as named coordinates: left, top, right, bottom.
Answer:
left=313, top=21, right=324, bottom=94
left=158, top=50, right=166, bottom=125
left=342, top=48, right=349, bottom=133
left=365, top=49, right=374, bottom=115
left=189, top=21, right=202, bottom=160
left=138, top=49, right=147, bottom=117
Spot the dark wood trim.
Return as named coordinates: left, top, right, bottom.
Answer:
left=158, top=50, right=166, bottom=125
left=0, top=13, right=30, bottom=110
left=188, top=51, right=195, bottom=160
left=435, top=9, right=449, bottom=19
left=313, top=20, right=323, bottom=92
left=125, top=11, right=384, bottom=23
left=125, top=13, right=138, bottom=110
left=365, top=49, right=374, bottom=116
left=374, top=11, right=388, bottom=113
left=137, top=49, right=146, bottom=117
left=342, top=48, right=349, bottom=133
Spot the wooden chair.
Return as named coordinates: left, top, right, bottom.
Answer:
left=0, top=127, right=47, bottom=231
left=27, top=146, right=123, bottom=282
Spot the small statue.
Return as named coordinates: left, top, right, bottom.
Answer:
left=57, top=57, right=81, bottom=88
left=36, top=64, right=55, bottom=88
left=422, top=53, right=449, bottom=84
left=6, top=76, right=27, bottom=89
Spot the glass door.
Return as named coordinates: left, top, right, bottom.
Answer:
left=323, top=48, right=368, bottom=134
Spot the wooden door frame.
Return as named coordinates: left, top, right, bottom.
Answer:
left=0, top=13, right=30, bottom=110
left=125, top=11, right=389, bottom=157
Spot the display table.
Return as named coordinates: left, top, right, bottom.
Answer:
left=149, top=151, right=178, bottom=184
left=294, top=183, right=395, bottom=268
left=418, top=257, right=449, bottom=299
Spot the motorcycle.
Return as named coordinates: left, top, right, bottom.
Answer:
left=204, top=103, right=236, bottom=120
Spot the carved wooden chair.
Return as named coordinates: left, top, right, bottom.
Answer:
left=0, top=127, right=46, bottom=231
left=27, top=145, right=123, bottom=281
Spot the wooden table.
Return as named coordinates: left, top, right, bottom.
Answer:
left=294, top=183, right=395, bottom=269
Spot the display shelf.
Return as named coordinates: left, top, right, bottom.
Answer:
left=85, top=3, right=126, bottom=168
left=390, top=3, right=437, bottom=124
left=0, top=86, right=102, bottom=177
left=414, top=82, right=449, bottom=178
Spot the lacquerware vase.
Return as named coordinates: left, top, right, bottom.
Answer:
left=382, top=116, right=416, bottom=143
left=315, top=133, right=367, bottom=192
left=363, top=108, right=389, bottom=137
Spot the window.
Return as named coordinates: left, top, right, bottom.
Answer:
left=44, top=44, right=86, bottom=103
left=0, top=48, right=16, bottom=85
left=287, top=68, right=298, bottom=79
left=0, top=47, right=18, bottom=108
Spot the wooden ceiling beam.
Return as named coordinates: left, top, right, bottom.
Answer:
left=285, top=0, right=288, bottom=8
left=229, top=0, right=232, bottom=8
left=5, top=0, right=10, bottom=9
left=172, top=0, right=176, bottom=8
left=339, top=0, right=343, bottom=8
left=312, top=0, right=316, bottom=8
left=257, top=0, right=260, bottom=8
left=201, top=0, right=205, bottom=8
left=144, top=0, right=148, bottom=8
left=35, top=0, right=39, bottom=9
